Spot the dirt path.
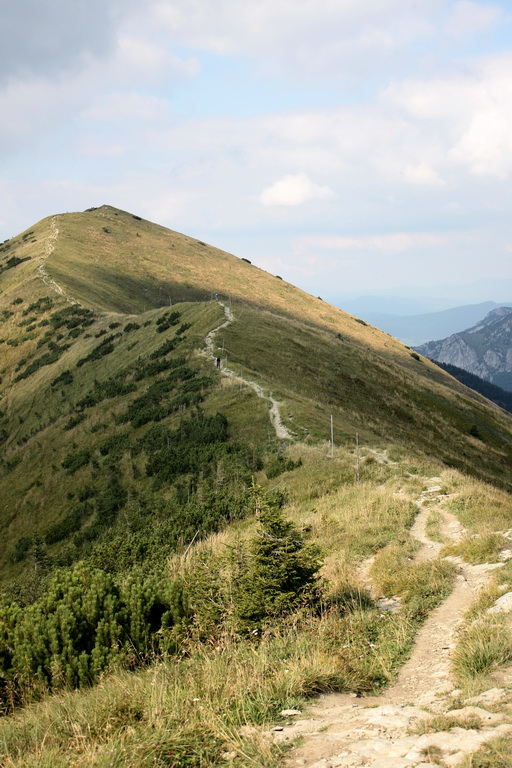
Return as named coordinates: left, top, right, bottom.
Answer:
left=276, top=484, right=512, bottom=767
left=383, top=489, right=496, bottom=708
left=204, top=301, right=293, bottom=441
left=36, top=216, right=77, bottom=304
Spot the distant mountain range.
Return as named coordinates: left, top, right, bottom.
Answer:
left=338, top=300, right=512, bottom=347
left=417, top=307, right=512, bottom=392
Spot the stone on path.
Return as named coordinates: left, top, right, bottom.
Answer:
left=468, top=687, right=509, bottom=706
left=448, top=705, right=502, bottom=724
left=488, top=591, right=512, bottom=613
left=347, top=735, right=418, bottom=759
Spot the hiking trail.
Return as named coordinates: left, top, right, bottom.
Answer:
left=269, top=480, right=512, bottom=768
left=37, top=216, right=77, bottom=304
left=203, top=300, right=293, bottom=441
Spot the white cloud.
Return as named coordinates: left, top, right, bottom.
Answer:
left=0, top=0, right=132, bottom=85
left=76, top=136, right=125, bottom=157
left=0, top=76, right=84, bottom=153
left=384, top=53, right=512, bottom=179
left=3, top=0, right=512, bottom=301
left=403, top=163, right=447, bottom=186
left=152, top=0, right=442, bottom=84
left=445, top=1, right=504, bottom=42
left=450, top=106, right=512, bottom=178
left=83, top=92, right=172, bottom=123
left=109, top=35, right=200, bottom=86
left=279, top=226, right=506, bottom=296
left=259, top=173, right=334, bottom=207
left=0, top=6, right=196, bottom=158
left=444, top=202, right=465, bottom=214
left=302, top=231, right=447, bottom=254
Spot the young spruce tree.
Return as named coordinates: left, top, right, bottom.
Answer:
left=234, top=483, right=321, bottom=633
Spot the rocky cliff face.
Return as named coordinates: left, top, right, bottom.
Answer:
left=417, top=307, right=512, bottom=391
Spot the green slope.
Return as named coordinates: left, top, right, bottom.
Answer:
left=0, top=204, right=511, bottom=587
left=2, top=207, right=512, bottom=768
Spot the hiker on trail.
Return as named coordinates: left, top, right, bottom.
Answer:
left=215, top=293, right=219, bottom=301
left=216, top=356, right=221, bottom=369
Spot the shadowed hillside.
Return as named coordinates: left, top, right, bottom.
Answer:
left=0, top=205, right=512, bottom=587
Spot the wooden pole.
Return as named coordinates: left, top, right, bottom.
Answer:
left=183, top=529, right=199, bottom=557
left=356, top=432, right=360, bottom=484
left=330, top=415, right=334, bottom=458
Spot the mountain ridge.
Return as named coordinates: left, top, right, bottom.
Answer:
left=417, top=307, right=512, bottom=392
left=2, top=206, right=512, bottom=767
left=1, top=204, right=512, bottom=586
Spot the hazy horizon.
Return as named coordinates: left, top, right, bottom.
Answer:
left=3, top=1, right=512, bottom=302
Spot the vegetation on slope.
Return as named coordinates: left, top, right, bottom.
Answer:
left=219, top=305, right=512, bottom=487
left=433, top=359, right=512, bottom=413
left=0, top=297, right=264, bottom=582
left=1, top=206, right=510, bottom=587
left=0, top=456, right=471, bottom=767
left=1, top=207, right=512, bottom=766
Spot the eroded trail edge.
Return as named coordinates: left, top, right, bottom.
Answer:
left=204, top=301, right=293, bottom=441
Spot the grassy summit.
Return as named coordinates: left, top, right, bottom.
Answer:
left=0, top=204, right=511, bottom=585
left=1, top=206, right=512, bottom=766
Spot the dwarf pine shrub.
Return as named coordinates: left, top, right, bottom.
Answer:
left=0, top=564, right=190, bottom=706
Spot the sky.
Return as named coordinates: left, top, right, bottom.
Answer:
left=2, top=0, right=512, bottom=308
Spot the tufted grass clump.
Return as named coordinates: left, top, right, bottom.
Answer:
left=412, top=712, right=482, bottom=735
left=446, top=480, right=512, bottom=532
left=460, top=735, right=512, bottom=767
left=452, top=616, right=512, bottom=686
left=443, top=533, right=508, bottom=565
left=425, top=510, right=444, bottom=543
left=371, top=541, right=455, bottom=621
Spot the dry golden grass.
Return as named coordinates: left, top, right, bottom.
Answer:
left=452, top=615, right=512, bottom=688
left=48, top=207, right=406, bottom=354
left=411, top=712, right=483, bottom=735
left=2, top=206, right=512, bottom=767
left=445, top=478, right=512, bottom=533
left=425, top=510, right=445, bottom=543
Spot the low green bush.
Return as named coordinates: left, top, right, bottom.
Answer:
left=0, top=564, right=189, bottom=703
left=156, top=311, right=181, bottom=333
left=76, top=335, right=118, bottom=367
left=62, top=449, right=91, bottom=475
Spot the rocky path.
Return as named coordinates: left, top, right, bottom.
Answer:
left=36, top=216, right=76, bottom=304
left=275, top=483, right=512, bottom=768
left=204, top=301, right=293, bottom=441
